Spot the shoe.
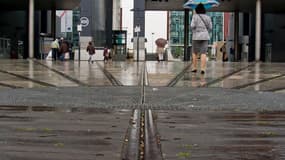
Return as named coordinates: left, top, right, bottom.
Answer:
left=191, top=69, right=197, bottom=73
left=201, top=70, right=205, bottom=74
left=91, top=61, right=94, bottom=64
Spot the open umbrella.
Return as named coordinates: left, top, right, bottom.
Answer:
left=183, top=0, right=220, bottom=10
left=155, top=38, right=168, bottom=48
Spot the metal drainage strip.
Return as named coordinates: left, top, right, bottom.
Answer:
left=121, top=109, right=163, bottom=160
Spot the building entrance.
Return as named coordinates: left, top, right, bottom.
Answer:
left=0, top=11, right=27, bottom=59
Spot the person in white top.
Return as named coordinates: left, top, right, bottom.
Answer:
left=190, top=3, right=212, bottom=74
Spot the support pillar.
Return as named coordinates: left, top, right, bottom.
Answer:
left=51, top=9, right=56, bottom=39
left=234, top=11, right=239, bottom=61
left=28, top=0, right=34, bottom=58
left=133, top=0, right=145, bottom=61
left=184, top=9, right=190, bottom=61
left=255, top=0, right=262, bottom=61
left=133, top=0, right=145, bottom=36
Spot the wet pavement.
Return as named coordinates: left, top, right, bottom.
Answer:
left=157, top=111, right=285, bottom=160
left=0, top=107, right=131, bottom=160
left=0, top=60, right=283, bottom=91
left=0, top=59, right=284, bottom=159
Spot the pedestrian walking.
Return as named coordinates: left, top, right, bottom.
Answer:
left=156, top=47, right=164, bottom=62
left=190, top=3, right=212, bottom=74
left=59, top=41, right=69, bottom=61
left=103, top=46, right=109, bottom=62
left=51, top=39, right=59, bottom=61
left=155, top=38, right=167, bottom=62
left=86, top=41, right=95, bottom=63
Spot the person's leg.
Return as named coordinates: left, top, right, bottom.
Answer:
left=88, top=55, right=91, bottom=63
left=191, top=53, right=198, bottom=72
left=52, top=49, right=56, bottom=60
left=90, top=54, right=93, bottom=63
left=59, top=54, right=64, bottom=61
left=200, top=53, right=207, bottom=74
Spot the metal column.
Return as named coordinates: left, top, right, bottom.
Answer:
left=184, top=9, right=190, bottom=61
left=51, top=9, right=56, bottom=39
left=133, top=0, right=145, bottom=37
left=28, top=0, right=34, bottom=58
left=255, top=0, right=262, bottom=61
left=234, top=11, right=239, bottom=61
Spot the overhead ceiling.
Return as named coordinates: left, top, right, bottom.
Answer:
left=145, top=0, right=285, bottom=13
left=0, top=0, right=80, bottom=10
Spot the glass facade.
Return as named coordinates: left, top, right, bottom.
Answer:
left=0, top=11, right=27, bottom=59
left=169, top=11, right=224, bottom=58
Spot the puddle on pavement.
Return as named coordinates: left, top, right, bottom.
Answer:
left=0, top=105, right=118, bottom=114
left=0, top=106, right=29, bottom=111
left=0, top=115, right=32, bottom=121
left=32, top=106, right=56, bottom=112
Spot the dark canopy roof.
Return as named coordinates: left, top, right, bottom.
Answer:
left=0, top=0, right=80, bottom=10
left=145, top=0, right=285, bottom=13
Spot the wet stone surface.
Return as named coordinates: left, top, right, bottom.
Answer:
left=0, top=107, right=131, bottom=160
left=156, top=110, right=285, bottom=160
left=145, top=87, right=285, bottom=111
left=0, top=87, right=141, bottom=108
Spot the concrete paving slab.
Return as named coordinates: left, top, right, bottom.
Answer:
left=39, top=60, right=112, bottom=86
left=244, top=76, right=285, bottom=91
left=147, top=61, right=186, bottom=86
left=156, top=110, right=285, bottom=160
left=0, top=87, right=141, bottom=108
left=97, top=61, right=143, bottom=86
left=210, top=63, right=285, bottom=89
left=145, top=87, right=285, bottom=111
left=0, top=60, right=78, bottom=87
left=0, top=107, right=131, bottom=160
left=176, top=62, right=251, bottom=87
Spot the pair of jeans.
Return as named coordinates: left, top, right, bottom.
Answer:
left=52, top=48, right=58, bottom=60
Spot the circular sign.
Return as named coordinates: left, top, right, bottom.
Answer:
left=80, top=17, right=89, bottom=27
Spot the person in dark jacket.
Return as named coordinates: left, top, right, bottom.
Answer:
left=103, top=46, right=109, bottom=62
left=86, top=41, right=95, bottom=63
left=59, top=41, right=69, bottom=61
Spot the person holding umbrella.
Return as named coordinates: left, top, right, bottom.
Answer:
left=184, top=0, right=219, bottom=74
left=191, top=3, right=212, bottom=74
left=155, top=38, right=167, bottom=62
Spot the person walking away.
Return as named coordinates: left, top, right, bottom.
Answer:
left=59, top=41, right=69, bottom=61
left=86, top=41, right=95, bottom=63
left=156, top=47, right=164, bottom=62
left=190, top=4, right=212, bottom=74
left=103, top=46, right=109, bottom=62
left=51, top=39, right=59, bottom=61
left=220, top=43, right=228, bottom=62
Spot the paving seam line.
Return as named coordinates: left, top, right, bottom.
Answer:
left=141, top=63, right=146, bottom=104
left=233, top=74, right=285, bottom=89
left=265, top=86, right=285, bottom=92
left=121, top=109, right=141, bottom=160
left=95, top=62, right=123, bottom=86
left=166, top=62, right=192, bottom=87
left=144, top=109, right=164, bottom=160
left=0, top=68, right=56, bottom=87
left=145, top=64, right=149, bottom=87
left=199, top=62, right=257, bottom=87
left=33, top=60, right=90, bottom=87
left=0, top=82, right=23, bottom=89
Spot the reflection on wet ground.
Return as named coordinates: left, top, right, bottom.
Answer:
left=0, top=60, right=284, bottom=93
left=0, top=60, right=284, bottom=159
